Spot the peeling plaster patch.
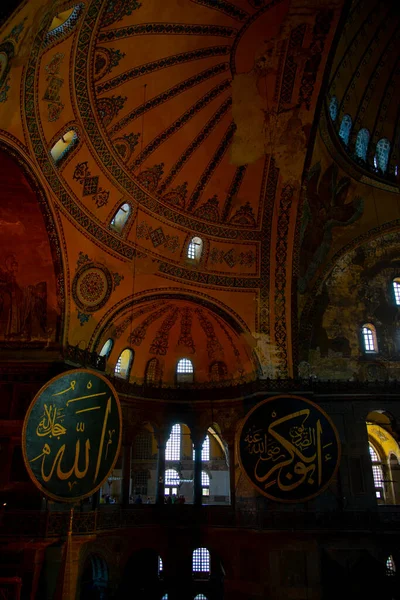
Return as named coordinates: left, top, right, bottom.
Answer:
left=231, top=72, right=267, bottom=166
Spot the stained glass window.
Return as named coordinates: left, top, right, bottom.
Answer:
left=375, top=138, right=391, bottom=173
left=355, top=128, right=370, bottom=161
left=339, top=114, right=352, bottom=146
left=166, top=425, right=181, bottom=461
left=329, top=96, right=338, bottom=121
left=193, top=548, right=210, bottom=574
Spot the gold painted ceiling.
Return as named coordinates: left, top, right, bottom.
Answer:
left=4, top=0, right=399, bottom=384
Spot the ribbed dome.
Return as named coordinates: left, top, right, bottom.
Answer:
left=326, top=0, right=400, bottom=186
left=95, top=297, right=257, bottom=386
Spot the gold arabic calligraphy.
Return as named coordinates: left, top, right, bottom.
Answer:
left=29, top=377, right=116, bottom=492
left=244, top=409, right=332, bottom=493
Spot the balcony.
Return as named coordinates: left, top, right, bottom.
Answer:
left=1, top=505, right=400, bottom=539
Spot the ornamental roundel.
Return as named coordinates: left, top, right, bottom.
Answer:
left=238, top=395, right=341, bottom=503
left=72, top=263, right=112, bottom=313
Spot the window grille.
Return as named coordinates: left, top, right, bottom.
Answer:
left=133, top=432, right=152, bottom=459
left=375, top=138, right=391, bottom=173
left=166, top=425, right=181, bottom=461
left=329, top=96, right=338, bottom=121
left=192, top=548, right=210, bottom=574
left=187, top=237, right=203, bottom=260
left=355, top=128, right=370, bottom=161
left=193, top=435, right=210, bottom=461
left=177, top=358, right=193, bottom=373
left=201, top=471, right=210, bottom=496
left=210, top=361, right=228, bottom=382
left=369, top=443, right=384, bottom=499
left=133, top=471, right=148, bottom=495
left=386, top=555, right=396, bottom=576
left=176, top=358, right=194, bottom=383
left=339, top=114, right=352, bottom=146
left=145, top=358, right=160, bottom=385
left=362, top=326, right=376, bottom=352
left=393, top=280, right=400, bottom=305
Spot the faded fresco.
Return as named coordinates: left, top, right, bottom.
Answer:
left=0, top=151, right=59, bottom=344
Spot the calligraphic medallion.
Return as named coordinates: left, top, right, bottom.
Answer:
left=22, top=369, right=122, bottom=502
left=238, top=395, right=341, bottom=503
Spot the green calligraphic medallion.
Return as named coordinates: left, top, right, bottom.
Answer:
left=22, top=369, right=122, bottom=502
left=238, top=395, right=341, bottom=503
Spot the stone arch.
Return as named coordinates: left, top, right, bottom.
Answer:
left=0, top=138, right=65, bottom=345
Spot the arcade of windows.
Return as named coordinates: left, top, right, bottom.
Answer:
left=328, top=96, right=397, bottom=179
left=360, top=278, right=400, bottom=353
left=98, top=343, right=207, bottom=386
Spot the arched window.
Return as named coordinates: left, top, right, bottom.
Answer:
left=386, top=555, right=396, bottom=576
left=145, top=358, right=161, bottom=386
left=192, top=548, right=210, bottom=577
left=162, top=595, right=168, bottom=600
left=210, top=361, right=228, bottom=382
left=187, top=237, right=203, bottom=261
left=158, top=556, right=163, bottom=578
left=193, top=435, right=210, bottom=461
left=110, top=203, right=131, bottom=233
left=355, top=128, right=370, bottom=161
left=369, top=443, right=384, bottom=500
left=375, top=138, right=391, bottom=173
left=115, top=348, right=134, bottom=379
left=48, top=7, right=76, bottom=32
left=50, top=130, right=78, bottom=163
left=176, top=358, right=194, bottom=383
left=362, top=324, right=377, bottom=353
left=339, top=114, right=352, bottom=146
left=201, top=471, right=210, bottom=496
left=165, top=468, right=180, bottom=496
left=393, top=279, right=400, bottom=305
left=329, top=96, right=338, bottom=122
left=166, top=424, right=181, bottom=461
left=194, top=596, right=208, bottom=600
left=99, top=339, right=113, bottom=359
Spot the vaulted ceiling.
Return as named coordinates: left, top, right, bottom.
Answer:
left=1, top=0, right=398, bottom=384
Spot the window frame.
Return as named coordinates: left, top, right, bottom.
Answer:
left=361, top=324, right=378, bottom=353
left=114, top=347, right=134, bottom=380
left=187, top=237, right=203, bottom=262
left=176, top=358, right=194, bottom=384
